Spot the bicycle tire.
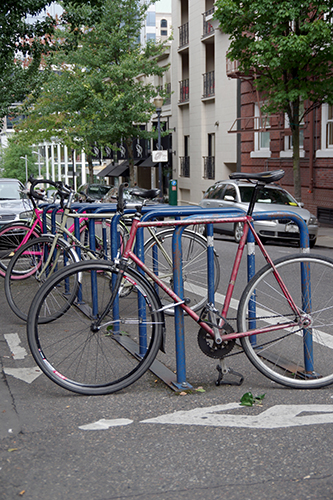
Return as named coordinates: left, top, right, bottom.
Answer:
left=0, top=222, right=41, bottom=277
left=27, top=260, right=164, bottom=395
left=5, top=235, right=79, bottom=322
left=143, top=228, right=220, bottom=315
left=237, top=254, right=333, bottom=388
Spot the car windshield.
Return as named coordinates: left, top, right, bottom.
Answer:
left=239, top=186, right=298, bottom=206
left=88, top=185, right=111, bottom=198
left=0, top=180, right=27, bottom=200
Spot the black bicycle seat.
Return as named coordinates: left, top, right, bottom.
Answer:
left=129, top=187, right=160, bottom=200
left=229, top=169, right=285, bottom=184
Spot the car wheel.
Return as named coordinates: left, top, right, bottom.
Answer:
left=234, top=222, right=244, bottom=243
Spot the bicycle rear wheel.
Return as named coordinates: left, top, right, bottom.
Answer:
left=5, top=235, right=79, bottom=322
left=27, top=260, right=164, bottom=395
left=0, top=222, right=40, bottom=277
left=143, top=228, right=220, bottom=315
left=237, top=254, right=333, bottom=388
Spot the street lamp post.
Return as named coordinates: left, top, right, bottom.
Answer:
left=153, top=95, right=164, bottom=197
left=32, top=151, right=42, bottom=178
left=20, top=155, right=28, bottom=184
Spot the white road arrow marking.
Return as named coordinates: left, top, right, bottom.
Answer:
left=3, top=333, right=42, bottom=383
left=79, top=418, right=133, bottom=430
left=3, top=367, right=42, bottom=384
left=4, top=333, right=28, bottom=359
left=141, top=403, right=333, bottom=429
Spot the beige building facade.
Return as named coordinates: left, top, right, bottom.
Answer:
left=170, top=0, right=238, bottom=205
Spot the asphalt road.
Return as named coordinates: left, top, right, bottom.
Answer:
left=1, top=232, right=333, bottom=500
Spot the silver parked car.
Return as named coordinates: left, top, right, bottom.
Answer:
left=0, top=178, right=33, bottom=227
left=200, top=179, right=318, bottom=247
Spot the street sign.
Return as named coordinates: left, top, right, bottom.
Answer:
left=152, top=150, right=168, bottom=162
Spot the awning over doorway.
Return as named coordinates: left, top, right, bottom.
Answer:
left=138, top=155, right=158, bottom=168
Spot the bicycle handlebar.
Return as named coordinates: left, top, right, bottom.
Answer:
left=28, top=176, right=72, bottom=206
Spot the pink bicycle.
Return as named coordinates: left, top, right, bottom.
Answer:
left=26, top=170, right=333, bottom=394
left=0, top=177, right=113, bottom=278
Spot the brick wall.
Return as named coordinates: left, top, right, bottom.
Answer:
left=239, top=82, right=333, bottom=222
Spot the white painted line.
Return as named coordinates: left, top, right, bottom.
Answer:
left=79, top=418, right=133, bottom=430
left=141, top=404, right=333, bottom=429
left=4, top=333, right=28, bottom=360
left=3, top=367, right=42, bottom=384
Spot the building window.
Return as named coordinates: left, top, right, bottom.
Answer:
left=203, top=133, right=215, bottom=179
left=179, top=79, right=189, bottom=103
left=316, top=103, right=333, bottom=158
left=147, top=33, right=156, bottom=41
left=280, top=106, right=304, bottom=158
left=147, top=11, right=156, bottom=26
left=250, top=103, right=271, bottom=158
left=180, top=135, right=190, bottom=177
left=161, top=19, right=167, bottom=28
left=161, top=30, right=168, bottom=36
left=203, top=71, right=215, bottom=98
left=326, top=105, right=333, bottom=147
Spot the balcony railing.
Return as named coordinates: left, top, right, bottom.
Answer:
left=203, top=71, right=215, bottom=98
left=165, top=82, right=171, bottom=105
left=156, top=82, right=171, bottom=106
left=179, top=79, right=189, bottom=103
left=226, top=58, right=254, bottom=80
left=202, top=8, right=215, bottom=38
left=179, top=22, right=189, bottom=48
left=203, top=156, right=215, bottom=180
left=180, top=156, right=190, bottom=177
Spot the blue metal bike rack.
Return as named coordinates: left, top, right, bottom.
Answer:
left=42, top=200, right=313, bottom=389
left=138, top=206, right=245, bottom=390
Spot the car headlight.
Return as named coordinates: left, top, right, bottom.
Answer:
left=19, top=210, right=33, bottom=220
left=308, top=215, right=318, bottom=225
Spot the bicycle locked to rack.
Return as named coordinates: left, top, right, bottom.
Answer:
left=4, top=177, right=122, bottom=322
left=5, top=178, right=218, bottom=323
left=25, top=170, right=333, bottom=395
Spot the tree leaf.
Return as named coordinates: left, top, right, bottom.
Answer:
left=240, top=392, right=254, bottom=406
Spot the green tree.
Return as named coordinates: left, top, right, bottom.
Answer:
left=214, top=0, right=333, bottom=201
left=0, top=137, right=39, bottom=184
left=0, top=0, right=106, bottom=120
left=0, top=1, right=56, bottom=119
left=16, top=0, right=169, bottom=185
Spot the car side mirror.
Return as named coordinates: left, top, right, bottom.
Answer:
left=224, top=195, right=235, bottom=202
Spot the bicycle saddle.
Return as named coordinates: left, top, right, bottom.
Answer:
left=229, top=169, right=285, bottom=184
left=129, top=187, right=160, bottom=200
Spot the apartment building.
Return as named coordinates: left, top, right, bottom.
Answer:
left=233, top=79, right=333, bottom=225
left=170, top=0, right=238, bottom=205
left=141, top=0, right=172, bottom=44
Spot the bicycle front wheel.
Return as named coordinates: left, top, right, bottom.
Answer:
left=237, top=254, right=333, bottom=388
left=144, top=228, right=220, bottom=315
left=5, top=235, right=79, bottom=322
left=0, top=222, right=40, bottom=277
left=27, top=260, right=164, bottom=395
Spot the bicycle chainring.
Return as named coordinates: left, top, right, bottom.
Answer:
left=197, top=323, right=235, bottom=358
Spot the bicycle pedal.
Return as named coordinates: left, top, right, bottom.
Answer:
left=215, top=364, right=244, bottom=386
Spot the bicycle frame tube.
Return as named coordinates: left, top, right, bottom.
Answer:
left=120, top=215, right=302, bottom=343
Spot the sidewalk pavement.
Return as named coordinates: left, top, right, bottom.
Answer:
left=317, top=225, right=333, bottom=248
